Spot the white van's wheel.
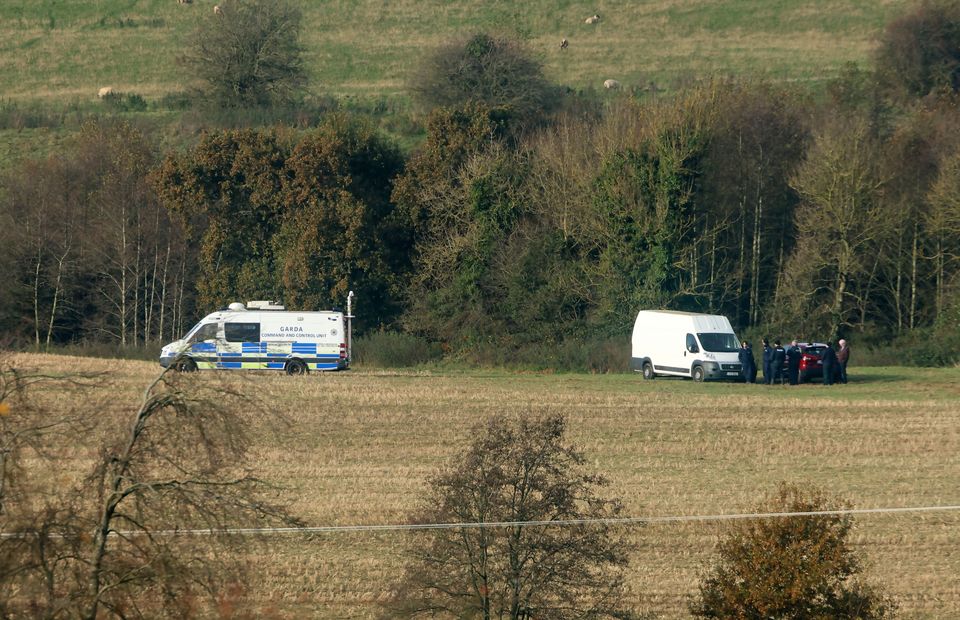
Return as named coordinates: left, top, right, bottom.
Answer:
left=692, top=365, right=705, bottom=383
left=285, top=359, right=308, bottom=375
left=642, top=362, right=655, bottom=380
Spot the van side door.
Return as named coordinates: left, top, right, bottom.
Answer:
left=222, top=322, right=263, bottom=369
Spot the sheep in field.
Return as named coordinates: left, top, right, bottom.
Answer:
left=560, top=38, right=569, bottom=50
left=603, top=79, right=621, bottom=90
left=214, top=4, right=223, bottom=14
left=98, top=86, right=114, bottom=98
left=585, top=14, right=600, bottom=24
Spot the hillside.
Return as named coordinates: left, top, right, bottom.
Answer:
left=2, top=0, right=909, bottom=105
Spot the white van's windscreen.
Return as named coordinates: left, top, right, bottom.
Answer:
left=697, top=333, right=739, bottom=353
left=188, top=323, right=218, bottom=343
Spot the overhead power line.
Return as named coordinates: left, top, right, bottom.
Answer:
left=4, top=504, right=958, bottom=540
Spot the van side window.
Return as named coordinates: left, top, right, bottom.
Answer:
left=686, top=333, right=700, bottom=353
left=225, top=322, right=260, bottom=343
left=189, top=323, right=218, bottom=343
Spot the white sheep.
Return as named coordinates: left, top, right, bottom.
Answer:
left=213, top=4, right=222, bottom=15
left=585, top=14, right=600, bottom=24
left=98, top=86, right=114, bottom=98
left=603, top=79, right=621, bottom=90
left=177, top=0, right=192, bottom=4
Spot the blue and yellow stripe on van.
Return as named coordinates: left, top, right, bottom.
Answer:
left=163, top=340, right=346, bottom=372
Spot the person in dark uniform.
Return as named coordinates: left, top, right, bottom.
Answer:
left=837, top=338, right=850, bottom=384
left=739, top=340, right=756, bottom=384
left=786, top=339, right=802, bottom=385
left=822, top=341, right=838, bottom=386
left=762, top=338, right=773, bottom=385
left=772, top=340, right=786, bottom=384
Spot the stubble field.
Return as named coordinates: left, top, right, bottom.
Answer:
left=12, top=352, right=960, bottom=618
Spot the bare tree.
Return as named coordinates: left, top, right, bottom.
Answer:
left=924, top=149, right=960, bottom=319
left=179, top=0, right=306, bottom=107
left=386, top=413, right=635, bottom=620
left=774, top=117, right=891, bottom=336
left=411, top=32, right=557, bottom=132
left=0, top=358, right=298, bottom=618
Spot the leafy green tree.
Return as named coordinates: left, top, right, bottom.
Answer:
left=180, top=0, right=306, bottom=107
left=410, top=33, right=557, bottom=132
left=387, top=413, right=633, bottom=620
left=586, top=99, right=709, bottom=334
left=691, top=483, right=896, bottom=619
left=277, top=116, right=407, bottom=329
left=153, top=128, right=291, bottom=309
left=154, top=120, right=408, bottom=327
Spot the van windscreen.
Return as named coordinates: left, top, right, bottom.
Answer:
left=697, top=333, right=739, bottom=353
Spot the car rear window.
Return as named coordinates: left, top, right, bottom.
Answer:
left=803, top=346, right=825, bottom=355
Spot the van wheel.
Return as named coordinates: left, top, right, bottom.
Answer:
left=642, top=362, right=655, bottom=380
left=285, top=359, right=308, bottom=376
left=692, top=365, right=705, bottom=383
left=174, top=357, right=197, bottom=373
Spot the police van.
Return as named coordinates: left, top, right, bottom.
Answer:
left=159, top=293, right=354, bottom=375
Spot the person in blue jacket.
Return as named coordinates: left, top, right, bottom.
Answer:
left=822, top=341, right=838, bottom=386
left=762, top=338, right=774, bottom=384
left=738, top=340, right=756, bottom=383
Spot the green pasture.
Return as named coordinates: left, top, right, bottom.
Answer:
left=0, top=0, right=911, bottom=167
left=1, top=0, right=908, bottom=104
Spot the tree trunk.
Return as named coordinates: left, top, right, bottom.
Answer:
left=45, top=248, right=69, bottom=351
left=909, top=220, right=918, bottom=330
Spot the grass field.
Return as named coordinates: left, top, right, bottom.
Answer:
left=0, top=0, right=912, bottom=168
left=1, top=0, right=909, bottom=104
left=10, top=352, right=960, bottom=618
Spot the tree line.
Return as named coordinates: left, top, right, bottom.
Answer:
left=2, top=1, right=960, bottom=364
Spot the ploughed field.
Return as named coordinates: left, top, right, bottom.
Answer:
left=12, top=353, right=960, bottom=618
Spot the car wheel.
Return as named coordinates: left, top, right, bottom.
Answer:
left=642, top=362, right=655, bottom=380
left=174, top=357, right=197, bottom=373
left=692, top=365, right=705, bottom=383
left=285, top=359, right=308, bottom=376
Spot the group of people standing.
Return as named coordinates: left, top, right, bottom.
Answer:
left=737, top=339, right=851, bottom=385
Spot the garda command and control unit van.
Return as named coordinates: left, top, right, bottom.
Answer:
left=159, top=294, right=354, bottom=375
left=629, top=310, right=742, bottom=382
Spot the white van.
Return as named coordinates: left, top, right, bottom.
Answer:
left=629, top=310, right=742, bottom=382
left=159, top=295, right=354, bottom=375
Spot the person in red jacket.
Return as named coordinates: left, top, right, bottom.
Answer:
left=837, top=338, right=850, bottom=384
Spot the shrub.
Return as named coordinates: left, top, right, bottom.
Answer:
left=691, top=483, right=896, bottom=619
left=101, top=91, right=148, bottom=112
left=353, top=331, right=443, bottom=368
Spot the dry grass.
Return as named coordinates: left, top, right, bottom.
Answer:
left=10, top=352, right=960, bottom=618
